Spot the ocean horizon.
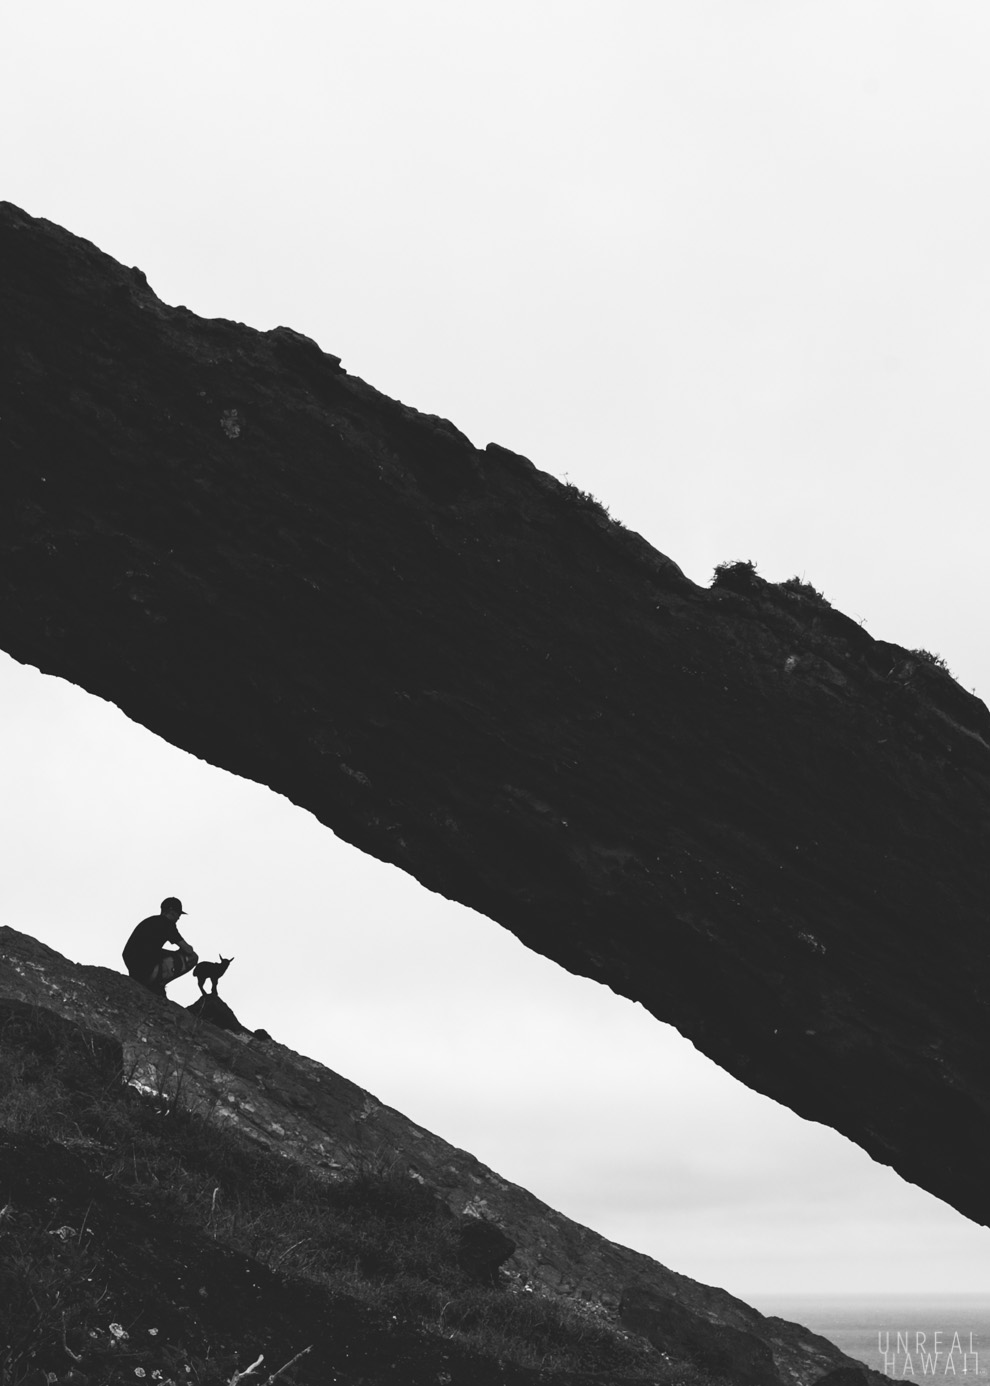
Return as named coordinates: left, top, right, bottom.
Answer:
left=748, top=1294, right=990, bottom=1379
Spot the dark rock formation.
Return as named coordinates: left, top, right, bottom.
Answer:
left=185, top=991, right=246, bottom=1033
left=812, top=1370, right=871, bottom=1386
left=454, top=1215, right=516, bottom=1285
left=619, top=1284, right=781, bottom=1386
left=2, top=201, right=989, bottom=1227
left=0, top=925, right=883, bottom=1386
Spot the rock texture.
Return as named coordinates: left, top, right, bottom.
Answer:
left=619, top=1286, right=783, bottom=1386
left=2, top=201, right=989, bottom=1228
left=0, top=925, right=882, bottom=1386
left=185, top=990, right=248, bottom=1033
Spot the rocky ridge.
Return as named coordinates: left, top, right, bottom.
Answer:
left=1, top=200, right=989, bottom=1230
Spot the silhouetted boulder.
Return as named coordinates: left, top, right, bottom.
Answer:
left=185, top=993, right=246, bottom=1033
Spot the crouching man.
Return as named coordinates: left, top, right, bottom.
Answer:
left=123, top=896, right=198, bottom=997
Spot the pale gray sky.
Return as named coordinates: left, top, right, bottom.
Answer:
left=2, top=1, right=989, bottom=1301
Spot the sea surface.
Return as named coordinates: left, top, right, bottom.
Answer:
left=749, top=1295, right=990, bottom=1380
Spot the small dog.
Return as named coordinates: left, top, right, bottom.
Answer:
left=193, top=956, right=234, bottom=996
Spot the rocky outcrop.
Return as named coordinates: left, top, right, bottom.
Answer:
left=0, top=925, right=883, bottom=1386
left=2, top=201, right=989, bottom=1229
left=185, top=991, right=247, bottom=1033
left=619, top=1285, right=781, bottom=1386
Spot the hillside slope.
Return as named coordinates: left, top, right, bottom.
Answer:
left=1, top=201, right=989, bottom=1229
left=0, top=925, right=879, bottom=1386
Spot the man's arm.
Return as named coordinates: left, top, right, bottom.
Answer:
left=165, top=923, right=197, bottom=962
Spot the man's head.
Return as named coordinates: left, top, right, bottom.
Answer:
left=161, top=897, right=186, bottom=921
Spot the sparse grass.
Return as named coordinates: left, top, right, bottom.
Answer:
left=561, top=478, right=614, bottom=522
left=910, top=648, right=954, bottom=677
left=0, top=1210, right=107, bottom=1386
left=710, top=558, right=760, bottom=591
left=0, top=1007, right=662, bottom=1382
left=778, top=575, right=831, bottom=606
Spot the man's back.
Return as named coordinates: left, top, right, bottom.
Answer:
left=123, top=912, right=181, bottom=972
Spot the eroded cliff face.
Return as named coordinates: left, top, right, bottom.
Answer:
left=2, top=201, right=989, bottom=1227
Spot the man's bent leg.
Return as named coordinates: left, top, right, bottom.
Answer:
left=159, top=950, right=196, bottom=986
left=141, top=958, right=166, bottom=997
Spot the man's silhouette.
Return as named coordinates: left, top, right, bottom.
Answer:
left=123, top=897, right=198, bottom=997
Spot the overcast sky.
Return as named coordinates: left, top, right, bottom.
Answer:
left=3, top=1, right=990, bottom=1305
